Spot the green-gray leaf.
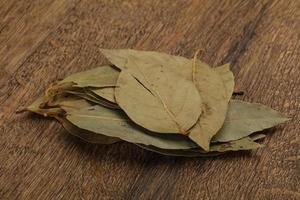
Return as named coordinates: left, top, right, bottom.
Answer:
left=212, top=100, right=290, bottom=142
left=214, top=63, right=234, bottom=101
left=136, top=134, right=264, bottom=157
left=90, top=87, right=116, bottom=103
left=187, top=60, right=228, bottom=151
left=59, top=65, right=119, bottom=87
left=64, top=89, right=119, bottom=109
left=65, top=104, right=199, bottom=149
left=114, top=59, right=202, bottom=134
left=101, top=49, right=228, bottom=150
left=56, top=116, right=120, bottom=144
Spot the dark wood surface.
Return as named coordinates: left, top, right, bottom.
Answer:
left=0, top=0, right=299, bottom=199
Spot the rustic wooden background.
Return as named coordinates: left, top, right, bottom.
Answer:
left=0, top=0, right=299, bottom=199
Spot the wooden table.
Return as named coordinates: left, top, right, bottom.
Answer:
left=0, top=0, right=299, bottom=199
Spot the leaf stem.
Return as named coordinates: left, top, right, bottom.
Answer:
left=192, top=49, right=204, bottom=84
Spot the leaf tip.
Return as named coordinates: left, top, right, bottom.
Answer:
left=279, top=115, right=292, bottom=124
left=257, top=143, right=265, bottom=149
left=199, top=141, right=210, bottom=152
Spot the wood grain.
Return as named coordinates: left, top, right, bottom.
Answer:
left=0, top=0, right=299, bottom=199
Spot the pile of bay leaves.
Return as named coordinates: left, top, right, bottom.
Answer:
left=26, top=49, right=289, bottom=157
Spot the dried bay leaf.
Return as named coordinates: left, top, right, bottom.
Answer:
left=101, top=49, right=233, bottom=96
left=101, top=49, right=190, bottom=75
left=90, top=87, right=116, bottom=103
left=56, top=117, right=120, bottom=144
left=89, top=63, right=233, bottom=105
left=27, top=94, right=199, bottom=149
left=28, top=95, right=268, bottom=151
left=136, top=133, right=264, bottom=157
left=45, top=82, right=75, bottom=104
left=26, top=95, right=48, bottom=114
left=50, top=60, right=234, bottom=106
left=58, top=99, right=287, bottom=148
left=26, top=94, right=91, bottom=115
left=25, top=96, right=64, bottom=117
left=64, top=104, right=199, bottom=149
left=30, top=95, right=272, bottom=152
left=136, top=144, right=223, bottom=157
left=59, top=65, right=119, bottom=88
left=212, top=100, right=290, bottom=142
left=52, top=95, right=92, bottom=109
left=26, top=95, right=120, bottom=144
left=187, top=60, right=228, bottom=151
left=26, top=95, right=267, bottom=155
left=45, top=65, right=119, bottom=105
left=214, top=63, right=234, bottom=101
left=114, top=59, right=203, bottom=134
left=250, top=133, right=266, bottom=141
left=101, top=49, right=228, bottom=150
left=209, top=136, right=263, bottom=152
left=51, top=96, right=200, bottom=149
left=64, top=89, right=119, bottom=109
